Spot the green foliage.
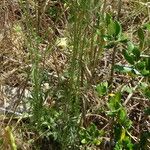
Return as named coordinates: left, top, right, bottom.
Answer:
left=114, top=65, right=141, bottom=75
left=105, top=17, right=150, bottom=149
left=107, top=92, right=133, bottom=149
left=104, top=14, right=123, bottom=45
left=18, top=1, right=150, bottom=149
left=96, top=81, right=108, bottom=96
left=79, top=123, right=104, bottom=146
left=108, top=92, right=132, bottom=128
left=120, top=29, right=150, bottom=77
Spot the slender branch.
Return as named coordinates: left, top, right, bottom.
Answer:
left=108, top=0, right=122, bottom=92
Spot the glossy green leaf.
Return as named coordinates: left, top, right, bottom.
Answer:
left=107, top=20, right=122, bottom=38
left=127, top=41, right=134, bottom=52
left=81, top=139, right=87, bottom=144
left=93, top=139, right=101, bottom=145
left=107, top=20, right=116, bottom=36
left=114, top=20, right=122, bottom=37
left=132, top=47, right=141, bottom=61
left=119, top=108, right=127, bottom=123
left=122, top=49, right=134, bottom=65
left=120, top=128, right=126, bottom=141
left=96, top=81, right=108, bottom=96
left=114, top=65, right=133, bottom=73
left=108, top=92, right=121, bottom=110
left=141, top=69, right=150, bottom=76
left=114, top=64, right=141, bottom=76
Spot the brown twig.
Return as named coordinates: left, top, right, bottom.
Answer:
left=123, top=77, right=144, bottom=106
